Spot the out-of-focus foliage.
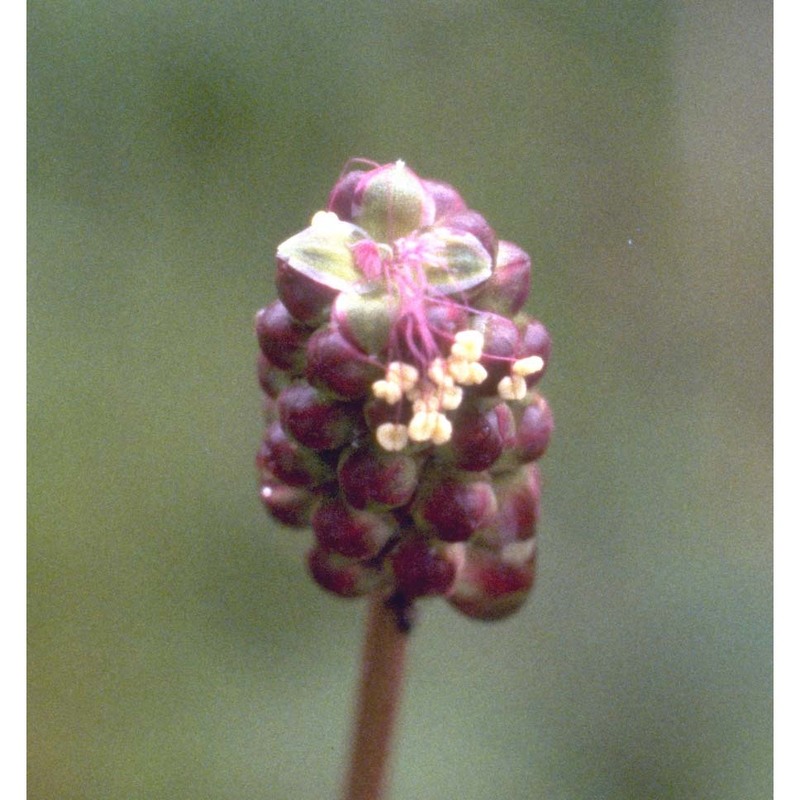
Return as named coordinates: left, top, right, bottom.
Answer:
left=28, top=2, right=771, bottom=798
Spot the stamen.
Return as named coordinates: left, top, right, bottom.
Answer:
left=376, top=422, right=409, bottom=451
left=512, top=355, right=545, bottom=377
left=372, top=379, right=403, bottom=405
left=386, top=362, right=420, bottom=393
left=446, top=357, right=471, bottom=385
left=439, top=384, right=463, bottom=410
left=412, top=395, right=440, bottom=414
left=498, top=374, right=528, bottom=401
left=448, top=358, right=488, bottom=386
left=427, top=357, right=449, bottom=386
left=408, top=410, right=438, bottom=442
left=431, top=413, right=453, bottom=445
left=450, top=330, right=484, bottom=362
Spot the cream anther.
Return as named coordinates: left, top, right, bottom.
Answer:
left=376, top=422, right=409, bottom=451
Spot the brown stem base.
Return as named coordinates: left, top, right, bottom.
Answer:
left=341, top=592, right=410, bottom=800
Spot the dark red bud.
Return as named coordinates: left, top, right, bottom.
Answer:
left=391, top=536, right=456, bottom=598
left=326, top=169, right=365, bottom=222
left=449, top=402, right=515, bottom=472
left=438, top=209, right=497, bottom=261
left=470, top=312, right=521, bottom=394
left=261, top=421, right=336, bottom=488
left=477, top=464, right=541, bottom=547
left=305, top=325, right=382, bottom=399
left=255, top=300, right=312, bottom=375
left=260, top=482, right=317, bottom=528
left=338, top=445, right=419, bottom=510
left=307, top=546, right=382, bottom=597
left=413, top=472, right=498, bottom=543
left=516, top=319, right=552, bottom=386
left=257, top=352, right=290, bottom=398
left=275, top=258, right=340, bottom=324
left=421, top=179, right=467, bottom=220
left=447, top=543, right=536, bottom=621
left=471, top=241, right=531, bottom=316
left=515, top=394, right=554, bottom=462
left=278, top=382, right=362, bottom=452
left=312, top=497, right=397, bottom=559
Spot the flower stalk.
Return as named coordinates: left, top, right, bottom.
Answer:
left=342, top=592, right=409, bottom=800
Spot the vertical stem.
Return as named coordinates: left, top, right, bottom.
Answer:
left=341, top=592, right=409, bottom=800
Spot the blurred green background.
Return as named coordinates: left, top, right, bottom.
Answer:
left=28, top=1, right=771, bottom=798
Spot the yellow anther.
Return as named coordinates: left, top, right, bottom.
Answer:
left=512, top=355, right=545, bottom=378
left=386, top=362, right=419, bottom=393
left=404, top=385, right=422, bottom=403
left=439, top=383, right=463, bottom=411
left=447, top=356, right=488, bottom=387
left=446, top=357, right=471, bottom=385
left=464, top=362, right=488, bottom=385
left=413, top=394, right=440, bottom=414
left=427, top=358, right=449, bottom=386
left=372, top=379, right=403, bottom=405
left=498, top=374, right=528, bottom=401
left=408, top=410, right=438, bottom=442
left=451, top=330, right=484, bottom=362
left=430, top=413, right=453, bottom=445
left=376, top=422, right=409, bottom=451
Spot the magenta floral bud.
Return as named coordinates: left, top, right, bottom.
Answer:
left=255, top=300, right=312, bottom=375
left=260, top=481, right=316, bottom=528
left=514, top=394, right=554, bottom=462
left=255, top=158, right=553, bottom=626
left=308, top=546, right=383, bottom=597
left=278, top=383, right=362, bottom=452
left=421, top=178, right=467, bottom=220
left=475, top=464, right=541, bottom=548
left=516, top=319, right=552, bottom=386
left=312, top=497, right=398, bottom=560
left=390, top=536, right=456, bottom=598
left=275, top=258, right=340, bottom=325
left=447, top=542, right=536, bottom=621
left=412, top=470, right=498, bottom=543
left=471, top=240, right=532, bottom=316
left=261, top=421, right=336, bottom=488
left=438, top=209, right=498, bottom=262
left=470, top=312, right=521, bottom=394
left=338, top=445, right=419, bottom=511
left=256, top=352, right=289, bottom=398
left=305, top=324, right=383, bottom=399
left=448, top=401, right=515, bottom=472
left=326, top=167, right=365, bottom=222
left=423, top=299, right=470, bottom=350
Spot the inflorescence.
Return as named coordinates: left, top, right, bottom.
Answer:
left=255, top=159, right=553, bottom=625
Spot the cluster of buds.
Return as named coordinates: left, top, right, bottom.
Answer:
left=255, top=159, right=553, bottom=625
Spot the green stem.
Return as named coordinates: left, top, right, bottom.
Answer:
left=341, top=592, right=409, bottom=800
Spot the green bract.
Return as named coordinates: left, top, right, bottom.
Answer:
left=276, top=213, right=369, bottom=292
left=410, top=229, right=493, bottom=296
left=333, top=287, right=400, bottom=356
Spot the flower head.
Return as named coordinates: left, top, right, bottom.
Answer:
left=256, top=159, right=553, bottom=624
